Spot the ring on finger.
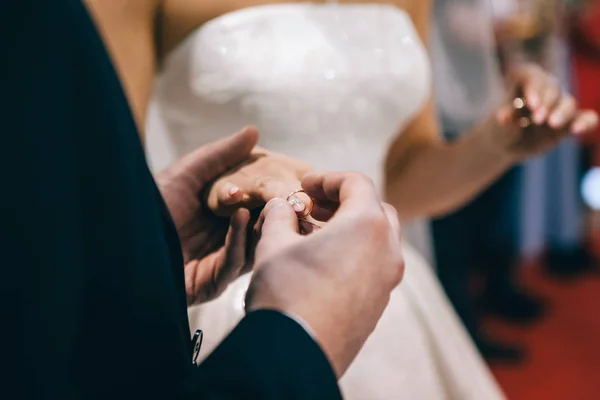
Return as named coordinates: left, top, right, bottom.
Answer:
left=286, top=190, right=314, bottom=219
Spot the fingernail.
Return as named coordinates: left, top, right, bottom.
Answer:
left=228, top=185, right=240, bottom=196
left=549, top=114, right=562, bottom=127
left=265, top=198, right=289, bottom=212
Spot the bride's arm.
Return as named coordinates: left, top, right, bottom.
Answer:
left=385, top=100, right=513, bottom=219
left=385, top=0, right=596, bottom=219
left=385, top=0, right=511, bottom=219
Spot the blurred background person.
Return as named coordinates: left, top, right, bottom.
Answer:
left=430, top=0, right=539, bottom=362
left=496, top=0, right=596, bottom=277
left=431, top=0, right=597, bottom=363
left=489, top=3, right=600, bottom=399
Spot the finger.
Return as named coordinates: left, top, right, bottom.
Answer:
left=243, top=209, right=263, bottom=271
left=212, top=176, right=304, bottom=217
left=173, top=126, right=259, bottom=183
left=310, top=200, right=339, bottom=222
left=570, top=110, right=600, bottom=136
left=217, top=182, right=245, bottom=206
left=382, top=203, right=401, bottom=238
left=258, top=198, right=300, bottom=244
left=509, top=65, right=545, bottom=110
left=301, top=172, right=380, bottom=217
left=299, top=218, right=321, bottom=235
left=379, top=203, right=404, bottom=287
left=257, top=178, right=301, bottom=206
left=522, top=77, right=545, bottom=114
left=262, top=182, right=311, bottom=216
left=218, top=209, right=251, bottom=283
left=547, top=95, right=577, bottom=130
left=532, top=82, right=561, bottom=125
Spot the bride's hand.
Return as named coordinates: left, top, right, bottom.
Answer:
left=206, top=145, right=313, bottom=217
left=491, top=63, right=598, bottom=160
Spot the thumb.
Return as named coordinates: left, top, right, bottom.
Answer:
left=172, top=126, right=259, bottom=184
left=257, top=198, right=300, bottom=247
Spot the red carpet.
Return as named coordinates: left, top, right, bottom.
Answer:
left=487, top=266, right=600, bottom=400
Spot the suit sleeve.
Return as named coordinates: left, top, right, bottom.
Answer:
left=1, top=2, right=342, bottom=399
left=192, top=310, right=343, bottom=400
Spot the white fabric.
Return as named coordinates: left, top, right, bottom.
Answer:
left=430, top=0, right=504, bottom=135
left=147, top=3, right=504, bottom=399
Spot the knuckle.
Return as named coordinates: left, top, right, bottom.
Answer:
left=382, top=203, right=399, bottom=219
left=372, top=214, right=390, bottom=233
left=347, top=171, right=371, bottom=185
left=256, top=176, right=286, bottom=198
left=254, top=175, right=272, bottom=189
left=389, top=254, right=406, bottom=287
left=348, top=172, right=378, bottom=195
left=260, top=198, right=292, bottom=219
left=565, top=95, right=577, bottom=109
left=381, top=202, right=395, bottom=212
left=263, top=198, right=288, bottom=213
left=396, top=226, right=403, bottom=242
left=359, top=211, right=390, bottom=236
left=382, top=204, right=401, bottom=233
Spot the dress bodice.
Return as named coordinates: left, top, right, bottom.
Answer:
left=153, top=2, right=431, bottom=188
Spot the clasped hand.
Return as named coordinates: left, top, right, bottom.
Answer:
left=204, top=65, right=600, bottom=222
left=156, top=127, right=318, bottom=305
left=155, top=127, right=259, bottom=305
left=156, top=128, right=404, bottom=376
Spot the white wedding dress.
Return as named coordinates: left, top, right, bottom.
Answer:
left=147, top=3, right=505, bottom=399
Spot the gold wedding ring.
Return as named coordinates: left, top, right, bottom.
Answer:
left=286, top=189, right=313, bottom=219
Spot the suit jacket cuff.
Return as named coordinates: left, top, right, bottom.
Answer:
left=194, top=309, right=341, bottom=399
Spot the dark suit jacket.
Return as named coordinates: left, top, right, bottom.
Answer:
left=1, top=1, right=341, bottom=398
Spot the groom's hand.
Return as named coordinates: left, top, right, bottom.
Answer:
left=156, top=126, right=259, bottom=305
left=245, top=172, right=405, bottom=377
